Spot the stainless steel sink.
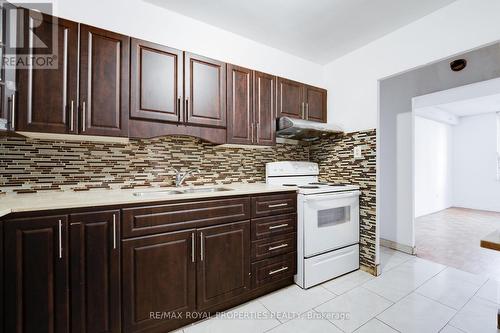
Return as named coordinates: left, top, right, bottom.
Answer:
left=179, top=187, right=232, bottom=193
left=133, top=187, right=232, bottom=197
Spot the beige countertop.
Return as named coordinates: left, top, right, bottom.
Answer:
left=0, top=183, right=296, bottom=219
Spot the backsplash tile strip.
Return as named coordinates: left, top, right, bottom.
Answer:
left=0, top=130, right=377, bottom=272
left=310, top=129, right=377, bottom=271
left=0, top=135, right=309, bottom=194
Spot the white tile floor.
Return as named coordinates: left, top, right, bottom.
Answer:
left=179, top=247, right=500, bottom=333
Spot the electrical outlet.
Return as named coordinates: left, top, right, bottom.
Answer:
left=354, top=146, right=363, bottom=159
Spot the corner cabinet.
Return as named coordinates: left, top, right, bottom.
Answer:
left=79, top=25, right=129, bottom=137
left=226, top=64, right=276, bottom=145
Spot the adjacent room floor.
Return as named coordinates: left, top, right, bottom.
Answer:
left=415, top=207, right=500, bottom=279
left=178, top=247, right=500, bottom=333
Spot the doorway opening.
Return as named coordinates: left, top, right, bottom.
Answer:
left=412, top=77, right=500, bottom=279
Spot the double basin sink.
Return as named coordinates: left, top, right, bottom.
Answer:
left=133, top=187, right=233, bottom=198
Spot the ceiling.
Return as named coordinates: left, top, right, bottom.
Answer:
left=433, top=94, right=500, bottom=117
left=145, top=0, right=457, bottom=64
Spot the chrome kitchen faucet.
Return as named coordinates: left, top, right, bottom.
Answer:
left=173, top=168, right=199, bottom=187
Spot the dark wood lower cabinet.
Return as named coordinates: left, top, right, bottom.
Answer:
left=1, top=192, right=297, bottom=333
left=196, top=221, right=251, bottom=311
left=70, top=210, right=121, bottom=333
left=4, top=215, right=69, bottom=333
left=122, top=229, right=196, bottom=333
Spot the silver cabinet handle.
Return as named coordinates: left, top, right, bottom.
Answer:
left=10, top=93, right=15, bottom=130
left=58, top=220, right=63, bottom=259
left=200, top=232, right=204, bottom=261
left=112, top=214, right=117, bottom=249
left=305, top=103, right=309, bottom=119
left=70, top=100, right=74, bottom=131
left=191, top=232, right=195, bottom=263
left=82, top=101, right=86, bottom=131
left=269, top=223, right=288, bottom=230
left=268, top=243, right=288, bottom=251
left=251, top=123, right=254, bottom=143
left=268, top=203, right=288, bottom=208
left=269, top=266, right=288, bottom=275
left=256, top=123, right=260, bottom=143
left=301, top=102, right=305, bottom=119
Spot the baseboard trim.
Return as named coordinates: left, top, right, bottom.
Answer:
left=380, top=238, right=416, bottom=255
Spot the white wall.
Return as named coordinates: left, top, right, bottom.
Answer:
left=323, top=0, right=500, bottom=132
left=414, top=117, right=453, bottom=217
left=49, top=0, right=324, bottom=86
left=453, top=113, right=500, bottom=212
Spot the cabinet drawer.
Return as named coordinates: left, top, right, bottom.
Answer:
left=251, top=193, right=296, bottom=218
left=251, top=214, right=296, bottom=240
left=251, top=233, right=296, bottom=261
left=122, top=197, right=250, bottom=237
left=251, top=252, right=296, bottom=289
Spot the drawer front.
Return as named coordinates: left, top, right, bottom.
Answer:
left=122, top=197, right=250, bottom=237
left=251, top=193, right=296, bottom=218
left=251, top=233, right=296, bottom=261
left=251, top=214, right=296, bottom=240
left=251, top=252, right=296, bottom=289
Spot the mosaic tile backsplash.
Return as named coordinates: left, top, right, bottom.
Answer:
left=0, top=136, right=309, bottom=194
left=310, top=129, right=377, bottom=272
left=0, top=130, right=377, bottom=271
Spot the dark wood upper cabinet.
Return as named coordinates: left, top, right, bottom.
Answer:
left=122, top=230, right=196, bottom=333
left=227, top=64, right=253, bottom=144
left=304, top=85, right=327, bottom=123
left=70, top=210, right=121, bottom=333
left=197, top=220, right=250, bottom=310
left=130, top=38, right=182, bottom=123
left=79, top=25, right=129, bottom=137
left=254, top=71, right=276, bottom=145
left=277, top=77, right=304, bottom=119
left=184, top=52, right=226, bottom=127
left=4, top=215, right=69, bottom=333
left=16, top=12, right=78, bottom=133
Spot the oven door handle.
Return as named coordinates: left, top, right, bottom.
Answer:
left=303, top=190, right=360, bottom=202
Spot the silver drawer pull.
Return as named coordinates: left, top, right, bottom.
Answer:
left=269, top=266, right=288, bottom=275
left=269, top=223, right=288, bottom=230
left=268, top=203, right=288, bottom=208
left=269, top=243, right=288, bottom=251
left=58, top=220, right=63, bottom=259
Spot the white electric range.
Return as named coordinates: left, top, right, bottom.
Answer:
left=266, top=161, right=360, bottom=289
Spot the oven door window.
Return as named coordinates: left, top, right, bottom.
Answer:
left=318, top=206, right=351, bottom=228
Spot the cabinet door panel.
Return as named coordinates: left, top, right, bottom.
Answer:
left=17, top=12, right=78, bottom=133
left=122, top=230, right=196, bottom=333
left=130, top=38, right=182, bottom=123
left=254, top=71, right=276, bottom=145
left=184, top=52, right=226, bottom=127
left=80, top=25, right=129, bottom=136
left=197, top=220, right=250, bottom=310
left=4, top=215, right=69, bottom=333
left=227, top=64, right=253, bottom=144
left=305, top=85, right=327, bottom=122
left=70, top=210, right=120, bottom=333
left=277, top=77, right=303, bottom=119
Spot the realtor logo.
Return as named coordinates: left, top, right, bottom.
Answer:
left=3, top=1, right=58, bottom=69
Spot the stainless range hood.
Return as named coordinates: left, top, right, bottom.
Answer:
left=276, top=117, right=343, bottom=141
